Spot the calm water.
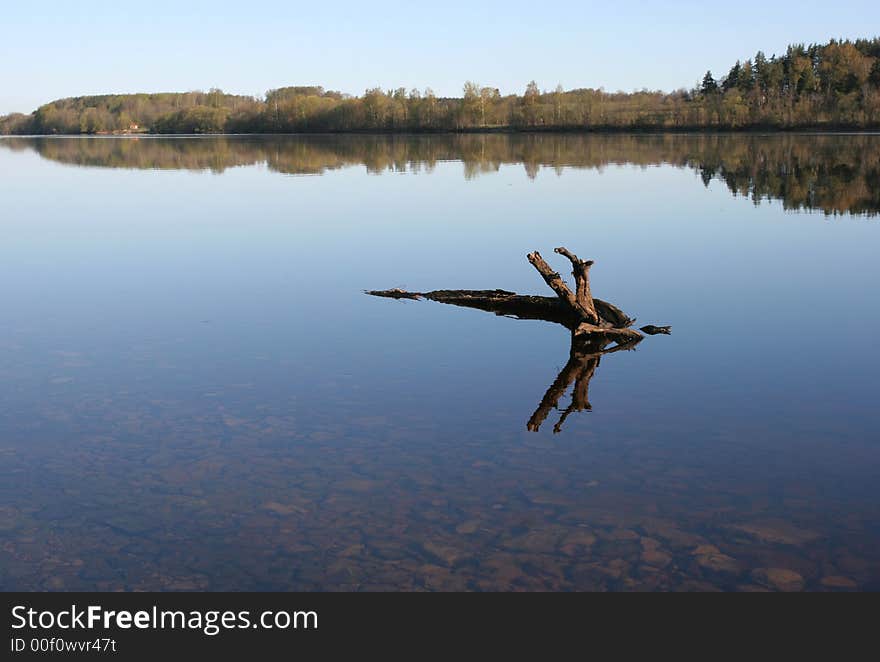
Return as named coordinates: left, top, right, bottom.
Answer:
left=1, top=134, right=878, bottom=591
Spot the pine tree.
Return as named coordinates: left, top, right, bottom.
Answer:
left=723, top=62, right=742, bottom=91
left=701, top=71, right=719, bottom=95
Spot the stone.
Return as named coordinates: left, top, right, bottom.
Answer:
left=560, top=529, right=597, bottom=549
left=641, top=549, right=673, bottom=567
left=337, top=479, right=378, bottom=492
left=640, top=520, right=707, bottom=549
left=751, top=568, right=805, bottom=592
left=729, top=520, right=820, bottom=546
left=501, top=529, right=564, bottom=554
left=640, top=537, right=662, bottom=551
left=455, top=520, right=480, bottom=535
left=596, top=559, right=629, bottom=580
left=695, top=552, right=740, bottom=574
left=339, top=544, right=365, bottom=558
left=422, top=541, right=469, bottom=567
left=483, top=558, right=526, bottom=585
left=820, top=575, right=858, bottom=589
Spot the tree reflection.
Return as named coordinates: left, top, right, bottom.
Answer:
left=2, top=133, right=878, bottom=215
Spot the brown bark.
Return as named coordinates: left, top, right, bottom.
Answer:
left=526, top=251, right=590, bottom=321
left=595, top=298, right=635, bottom=328
left=366, top=288, right=646, bottom=331
left=640, top=324, right=672, bottom=335
left=553, top=247, right=599, bottom=324
left=369, top=288, right=583, bottom=325
left=573, top=321, right=643, bottom=344
left=368, top=247, right=651, bottom=335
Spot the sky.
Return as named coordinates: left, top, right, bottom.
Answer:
left=1, top=0, right=878, bottom=114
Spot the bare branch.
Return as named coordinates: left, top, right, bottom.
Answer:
left=527, top=251, right=583, bottom=315
left=367, top=288, right=423, bottom=300
left=553, top=246, right=598, bottom=324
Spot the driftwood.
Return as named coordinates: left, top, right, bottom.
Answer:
left=368, top=247, right=670, bottom=432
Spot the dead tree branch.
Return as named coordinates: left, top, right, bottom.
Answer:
left=553, top=246, right=599, bottom=324
left=526, top=251, right=588, bottom=320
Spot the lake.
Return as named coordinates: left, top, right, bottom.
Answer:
left=0, top=133, right=878, bottom=591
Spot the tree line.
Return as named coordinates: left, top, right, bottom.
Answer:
left=2, top=38, right=879, bottom=135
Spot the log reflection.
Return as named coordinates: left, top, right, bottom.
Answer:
left=527, top=334, right=641, bottom=434
left=369, top=247, right=670, bottom=432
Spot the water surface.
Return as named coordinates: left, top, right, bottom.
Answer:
left=1, top=134, right=878, bottom=591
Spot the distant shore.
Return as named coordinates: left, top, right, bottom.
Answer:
left=3, top=37, right=880, bottom=136
left=5, top=125, right=880, bottom=137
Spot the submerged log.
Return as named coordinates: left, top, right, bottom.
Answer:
left=366, top=288, right=630, bottom=327
left=367, top=247, right=670, bottom=432
left=368, top=246, right=662, bottom=341
left=640, top=324, right=672, bottom=335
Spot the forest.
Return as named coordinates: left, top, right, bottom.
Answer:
left=2, top=38, right=879, bottom=135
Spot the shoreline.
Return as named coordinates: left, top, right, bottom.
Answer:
left=4, top=126, right=880, bottom=138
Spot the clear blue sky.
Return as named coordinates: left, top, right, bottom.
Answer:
left=1, top=0, right=877, bottom=114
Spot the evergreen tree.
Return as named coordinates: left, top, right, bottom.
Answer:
left=723, top=61, right=742, bottom=91
left=738, top=60, right=756, bottom=92
left=870, top=59, right=880, bottom=87
left=701, top=71, right=719, bottom=95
